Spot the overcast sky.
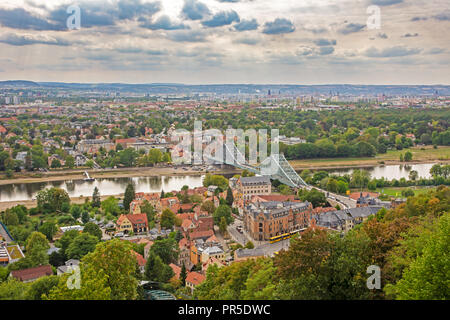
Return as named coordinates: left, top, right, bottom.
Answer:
left=0, top=0, right=449, bottom=84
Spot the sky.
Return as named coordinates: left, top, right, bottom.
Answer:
left=0, top=0, right=449, bottom=84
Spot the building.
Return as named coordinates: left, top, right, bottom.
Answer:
left=132, top=251, right=147, bottom=273
left=236, top=176, right=272, bottom=201
left=77, top=139, right=115, bottom=154
left=116, top=214, right=149, bottom=234
left=57, top=259, right=80, bottom=275
left=234, top=248, right=265, bottom=262
left=243, top=201, right=313, bottom=241
left=314, top=206, right=384, bottom=232
left=185, top=271, right=206, bottom=294
left=0, top=243, right=25, bottom=266
left=10, top=265, right=53, bottom=283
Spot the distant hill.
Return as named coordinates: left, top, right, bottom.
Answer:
left=0, top=81, right=449, bottom=95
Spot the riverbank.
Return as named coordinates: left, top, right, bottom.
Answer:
left=0, top=166, right=240, bottom=186
left=290, top=146, right=450, bottom=170
left=0, top=146, right=449, bottom=186
left=0, top=194, right=125, bottom=211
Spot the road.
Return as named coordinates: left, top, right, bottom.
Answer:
left=305, top=185, right=357, bottom=209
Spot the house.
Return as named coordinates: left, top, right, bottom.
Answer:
left=185, top=271, right=206, bottom=294
left=10, top=265, right=53, bottom=283
left=0, top=243, right=25, bottom=266
left=116, top=214, right=148, bottom=234
left=57, top=259, right=80, bottom=275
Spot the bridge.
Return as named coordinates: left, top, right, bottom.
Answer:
left=204, top=141, right=308, bottom=188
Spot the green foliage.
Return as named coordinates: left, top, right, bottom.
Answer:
left=83, top=222, right=102, bottom=240
left=160, top=209, right=180, bottom=230
left=123, top=183, right=136, bottom=212
left=66, top=233, right=99, bottom=260
left=203, top=174, right=229, bottom=191
left=36, top=188, right=70, bottom=214
left=213, top=204, right=233, bottom=225
left=144, top=252, right=174, bottom=283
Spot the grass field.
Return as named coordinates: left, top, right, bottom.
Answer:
left=376, top=186, right=437, bottom=197
left=290, top=145, right=450, bottom=169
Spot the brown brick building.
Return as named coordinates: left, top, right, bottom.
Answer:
left=243, top=200, right=313, bottom=241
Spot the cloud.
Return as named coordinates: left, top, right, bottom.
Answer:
left=117, top=0, right=161, bottom=20
left=433, top=13, right=450, bottom=21
left=140, top=15, right=189, bottom=30
left=47, top=0, right=161, bottom=29
left=262, top=18, right=295, bottom=35
left=338, top=23, right=365, bottom=35
left=115, top=47, right=168, bottom=55
left=0, top=8, right=64, bottom=31
left=233, top=19, right=258, bottom=31
left=168, top=30, right=207, bottom=42
left=233, top=37, right=259, bottom=45
left=181, top=0, right=210, bottom=21
left=0, top=33, right=70, bottom=46
left=364, top=46, right=422, bottom=58
left=411, top=16, right=428, bottom=22
left=313, top=39, right=336, bottom=46
left=202, top=10, right=240, bottom=28
left=402, top=33, right=419, bottom=38
left=319, top=46, right=335, bottom=55
left=427, top=48, right=445, bottom=55
left=377, top=33, right=388, bottom=39
left=370, top=0, right=403, bottom=6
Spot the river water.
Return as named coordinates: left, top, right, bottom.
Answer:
left=0, top=163, right=437, bottom=202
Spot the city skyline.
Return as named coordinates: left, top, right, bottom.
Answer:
left=0, top=0, right=449, bottom=85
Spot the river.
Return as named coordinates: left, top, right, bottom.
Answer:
left=0, top=163, right=437, bottom=202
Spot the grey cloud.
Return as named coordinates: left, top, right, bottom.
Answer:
left=338, top=23, right=365, bottom=35
left=402, top=33, right=419, bottom=38
left=202, top=10, right=240, bottom=28
left=411, top=16, right=427, bottom=21
left=0, top=8, right=64, bottom=31
left=370, top=0, right=403, bottom=6
left=0, top=33, right=70, bottom=46
left=377, top=33, right=388, bottom=39
left=181, top=0, right=211, bottom=21
left=262, top=18, right=295, bottom=35
left=233, top=37, right=259, bottom=45
left=233, top=19, right=259, bottom=31
left=428, top=48, right=445, bottom=55
left=433, top=13, right=450, bottom=21
left=319, top=46, right=335, bottom=55
left=313, top=39, right=336, bottom=46
left=168, top=30, right=207, bottom=42
left=365, top=46, right=422, bottom=58
left=140, top=15, right=190, bottom=30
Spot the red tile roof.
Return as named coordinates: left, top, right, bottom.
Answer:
left=169, top=263, right=181, bottom=279
left=10, top=265, right=53, bottom=282
left=186, top=271, right=205, bottom=286
left=132, top=251, right=147, bottom=267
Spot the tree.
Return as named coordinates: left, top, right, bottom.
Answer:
left=83, top=222, right=102, bottom=240
left=404, top=151, right=413, bottom=162
left=245, top=241, right=254, bottom=249
left=92, top=187, right=101, bottom=208
left=201, top=200, right=216, bottom=215
left=150, top=238, right=178, bottom=264
left=38, top=221, right=57, bottom=241
left=213, top=204, right=233, bottom=225
left=144, top=252, right=174, bottom=283
left=45, top=262, right=111, bottom=300
left=81, top=239, right=138, bottom=300
left=389, top=213, right=449, bottom=299
left=180, top=263, right=187, bottom=287
left=123, top=183, right=135, bottom=212
left=0, top=279, right=29, bottom=300
left=81, top=211, right=90, bottom=224
left=160, top=209, right=179, bottom=230
left=203, top=174, right=229, bottom=191
left=219, top=216, right=228, bottom=235
left=25, top=275, right=59, bottom=300
left=101, top=196, right=121, bottom=216
left=140, top=200, right=155, bottom=223
left=66, top=233, right=99, bottom=260
left=65, top=155, right=75, bottom=169
left=70, top=205, right=82, bottom=220
left=36, top=188, right=70, bottom=213
left=298, top=188, right=327, bottom=208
